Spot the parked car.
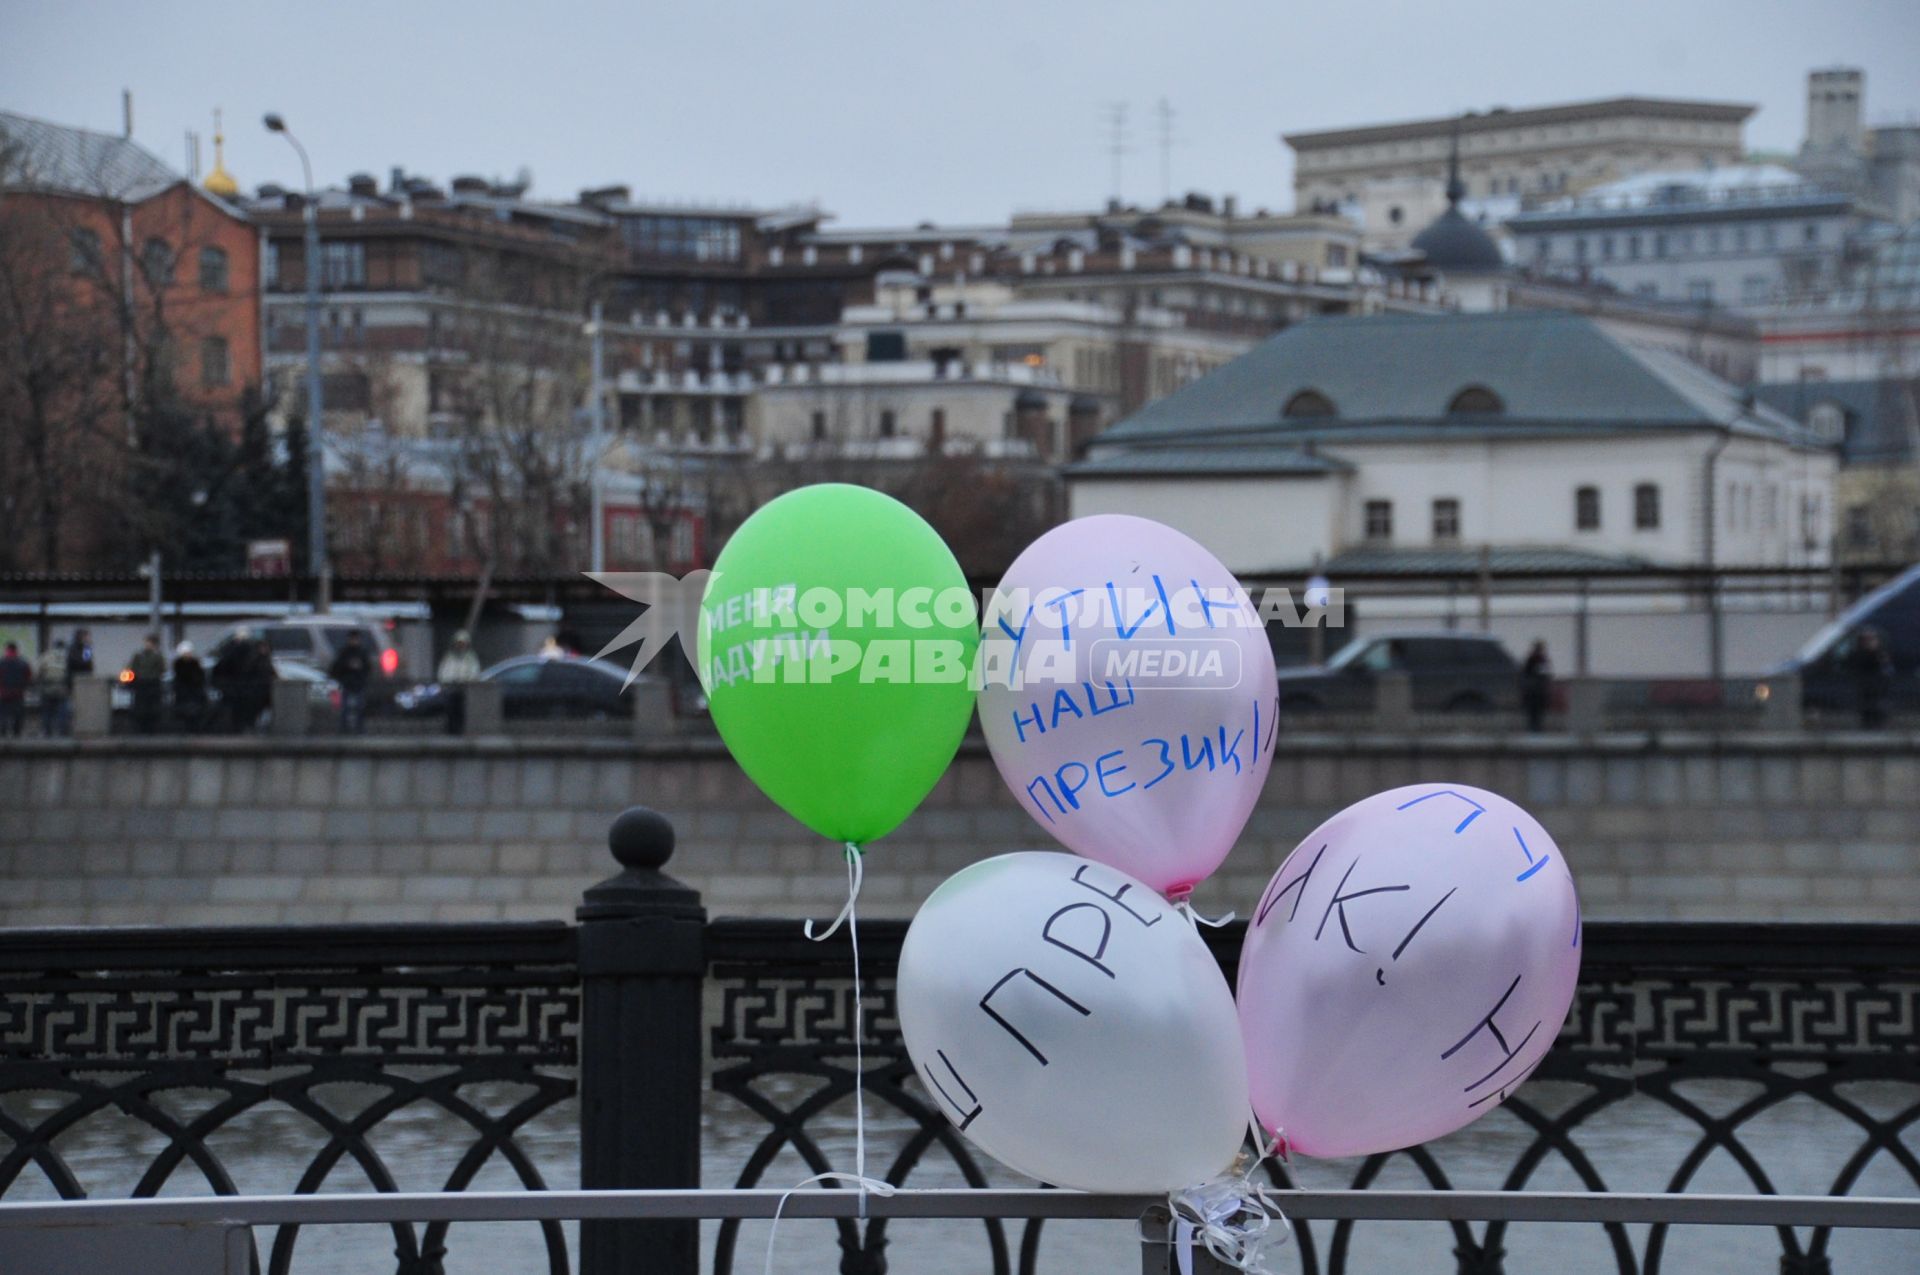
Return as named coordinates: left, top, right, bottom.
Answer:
left=394, top=654, right=665, bottom=722
left=206, top=616, right=407, bottom=706
left=1274, top=631, right=1521, bottom=713
left=1765, top=562, right=1920, bottom=713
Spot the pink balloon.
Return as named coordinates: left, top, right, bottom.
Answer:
left=978, top=515, right=1278, bottom=895
left=1238, top=784, right=1582, bottom=1159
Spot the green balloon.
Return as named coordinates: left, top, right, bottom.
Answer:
left=697, top=484, right=978, bottom=847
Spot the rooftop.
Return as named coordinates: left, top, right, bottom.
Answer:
left=1092, top=310, right=1820, bottom=449
left=0, top=110, right=185, bottom=204
left=1284, top=97, right=1755, bottom=151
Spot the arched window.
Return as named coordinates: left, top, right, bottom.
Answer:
left=1447, top=385, right=1504, bottom=414
left=142, top=237, right=175, bottom=286
left=199, top=246, right=229, bottom=293
left=1807, top=401, right=1846, bottom=445
left=1282, top=389, right=1337, bottom=419
left=1575, top=485, right=1601, bottom=531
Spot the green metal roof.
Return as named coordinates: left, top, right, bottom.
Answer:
left=1097, top=310, right=1821, bottom=450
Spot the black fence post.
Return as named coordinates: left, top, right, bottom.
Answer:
left=578, top=806, right=707, bottom=1275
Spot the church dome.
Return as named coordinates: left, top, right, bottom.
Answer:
left=201, top=109, right=239, bottom=199
left=1411, top=204, right=1504, bottom=272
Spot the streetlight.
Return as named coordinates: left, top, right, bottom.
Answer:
left=585, top=301, right=607, bottom=572
left=263, top=112, right=329, bottom=602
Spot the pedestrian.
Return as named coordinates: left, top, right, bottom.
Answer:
left=66, top=627, right=93, bottom=684
left=211, top=628, right=253, bottom=732
left=328, top=629, right=373, bottom=734
left=126, top=633, right=168, bottom=735
left=172, top=640, right=208, bottom=732
left=437, top=629, right=483, bottom=734
left=242, top=637, right=277, bottom=732
left=36, top=638, right=70, bottom=737
left=1847, top=627, right=1894, bottom=729
left=1520, top=638, right=1553, bottom=733
left=0, top=642, right=30, bottom=738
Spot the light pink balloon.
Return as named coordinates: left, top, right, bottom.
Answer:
left=1237, top=784, right=1582, bottom=1159
left=978, top=515, right=1278, bottom=895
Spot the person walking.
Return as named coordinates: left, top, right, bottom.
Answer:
left=66, top=628, right=93, bottom=685
left=35, top=638, right=70, bottom=737
left=126, top=634, right=168, bottom=735
left=1847, top=627, right=1894, bottom=729
left=328, top=630, right=374, bottom=735
left=436, top=630, right=483, bottom=735
left=172, top=640, right=208, bottom=732
left=0, top=642, right=30, bottom=738
left=241, top=637, right=276, bottom=732
left=211, top=629, right=253, bottom=732
left=1520, top=639, right=1553, bottom=733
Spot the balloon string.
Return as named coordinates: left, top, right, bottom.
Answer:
left=766, top=843, right=888, bottom=1274
left=1153, top=1124, right=1292, bottom=1275
left=1175, top=899, right=1237, bottom=930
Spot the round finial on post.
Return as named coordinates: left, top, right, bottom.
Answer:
left=608, top=805, right=675, bottom=871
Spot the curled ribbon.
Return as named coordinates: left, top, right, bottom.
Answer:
left=1164, top=1174, right=1289, bottom=1275
left=1174, top=898, right=1238, bottom=930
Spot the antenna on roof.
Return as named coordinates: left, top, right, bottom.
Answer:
left=1156, top=98, right=1175, bottom=203
left=121, top=89, right=133, bottom=139
left=1103, top=101, right=1130, bottom=204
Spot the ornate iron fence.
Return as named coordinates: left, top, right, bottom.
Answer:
left=1, top=808, right=1916, bottom=1274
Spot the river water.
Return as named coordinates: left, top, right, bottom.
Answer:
left=5, top=1074, right=1916, bottom=1272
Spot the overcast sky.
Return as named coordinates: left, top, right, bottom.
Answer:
left=5, top=0, right=1918, bottom=227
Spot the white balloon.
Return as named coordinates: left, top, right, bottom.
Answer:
left=1237, top=784, right=1583, bottom=1159
left=897, top=852, right=1250, bottom=1192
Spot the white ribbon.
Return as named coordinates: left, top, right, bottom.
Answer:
left=765, top=844, right=885, bottom=1274
left=1153, top=1123, right=1291, bottom=1275
left=1174, top=898, right=1237, bottom=930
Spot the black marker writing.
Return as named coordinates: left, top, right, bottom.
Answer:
left=1315, top=856, right=1411, bottom=953
left=1254, top=842, right=1327, bottom=928
left=926, top=1048, right=983, bottom=1130
left=1071, top=863, right=1162, bottom=927
left=979, top=967, right=1091, bottom=1066
left=1042, top=902, right=1116, bottom=977
left=1440, top=973, right=1544, bottom=1100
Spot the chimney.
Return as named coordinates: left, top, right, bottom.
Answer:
left=347, top=173, right=378, bottom=198
left=1223, top=194, right=1238, bottom=219
left=121, top=89, right=133, bottom=139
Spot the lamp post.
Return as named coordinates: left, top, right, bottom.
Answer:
left=263, top=112, right=329, bottom=604
left=585, top=301, right=606, bottom=572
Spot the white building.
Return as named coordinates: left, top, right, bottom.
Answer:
left=1067, top=310, right=1837, bottom=576
left=1505, top=165, right=1880, bottom=310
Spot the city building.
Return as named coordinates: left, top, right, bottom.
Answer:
left=1285, top=97, right=1753, bottom=252
left=0, top=108, right=263, bottom=426
left=1067, top=310, right=1836, bottom=575
left=1504, top=164, right=1880, bottom=310
left=1794, top=68, right=1920, bottom=225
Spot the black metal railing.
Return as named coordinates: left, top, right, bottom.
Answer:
left=1, top=809, right=1916, bottom=1275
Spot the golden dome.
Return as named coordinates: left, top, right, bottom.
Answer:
left=203, top=108, right=239, bottom=198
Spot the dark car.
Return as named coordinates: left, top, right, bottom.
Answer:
left=1765, top=562, right=1920, bottom=714
left=209, top=617, right=408, bottom=706
left=394, top=654, right=661, bottom=721
left=1274, top=631, right=1521, bottom=713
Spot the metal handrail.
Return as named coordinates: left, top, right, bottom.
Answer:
left=0, top=1188, right=1915, bottom=1230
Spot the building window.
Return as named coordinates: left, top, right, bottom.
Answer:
left=1808, top=401, right=1846, bottom=444
left=1687, top=280, right=1713, bottom=304
left=198, top=246, right=229, bottom=293
left=1446, top=385, right=1503, bottom=414
left=1634, top=483, right=1660, bottom=530
left=1574, top=237, right=1588, bottom=263
left=1742, top=275, right=1771, bottom=304
left=878, top=409, right=896, bottom=438
left=199, top=336, right=230, bottom=387
left=142, top=238, right=175, bottom=286
left=1600, top=236, right=1614, bottom=260
left=1388, top=206, right=1403, bottom=225
left=320, top=241, right=366, bottom=288
left=69, top=228, right=103, bottom=275
left=810, top=410, right=827, bottom=441
left=929, top=407, right=946, bottom=450
left=1432, top=498, right=1460, bottom=542
left=1803, top=222, right=1820, bottom=245
left=1627, top=234, right=1641, bottom=260
left=1845, top=504, right=1871, bottom=548
left=1282, top=389, right=1337, bottom=419
left=1575, top=485, right=1601, bottom=531
left=264, top=242, right=280, bottom=289
left=1364, top=499, right=1393, bottom=542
